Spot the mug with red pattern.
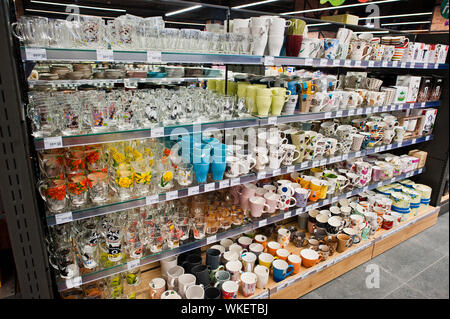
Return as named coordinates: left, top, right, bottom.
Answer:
left=221, top=280, right=239, bottom=299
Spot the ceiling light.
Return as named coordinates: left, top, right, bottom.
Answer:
left=381, top=21, right=431, bottom=26
left=233, top=0, right=279, bottom=10
left=281, top=0, right=400, bottom=15
left=165, top=5, right=202, bottom=17
left=359, top=12, right=433, bottom=20
left=25, top=8, right=116, bottom=19
left=29, top=1, right=126, bottom=12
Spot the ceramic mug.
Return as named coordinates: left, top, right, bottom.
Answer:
left=272, top=259, right=294, bottom=282
left=254, top=265, right=269, bottom=289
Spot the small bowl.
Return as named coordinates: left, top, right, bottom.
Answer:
left=39, top=73, right=59, bottom=80
left=66, top=71, right=83, bottom=80
left=93, top=71, right=105, bottom=79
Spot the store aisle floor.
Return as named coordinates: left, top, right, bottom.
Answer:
left=301, top=212, right=449, bottom=299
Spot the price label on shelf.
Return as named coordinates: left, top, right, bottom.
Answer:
left=392, top=61, right=399, bottom=67
left=356, top=108, right=363, bottom=115
left=278, top=282, right=289, bottom=291
left=377, top=182, right=383, bottom=187
left=386, top=144, right=392, bottom=150
left=311, top=203, right=319, bottom=209
left=286, top=166, right=295, bottom=173
left=96, top=49, right=114, bottom=61
left=166, top=190, right=178, bottom=201
left=207, top=235, right=217, bottom=245
left=259, top=219, right=267, bottom=227
left=147, top=51, right=162, bottom=63
left=55, top=212, right=73, bottom=225
left=305, top=58, right=313, bottom=65
left=412, top=139, right=417, bottom=144
left=25, top=47, right=47, bottom=60
left=257, top=172, right=266, bottom=179
left=363, top=186, right=369, bottom=193
left=264, top=56, right=275, bottom=66
left=44, top=136, right=63, bottom=150
left=151, top=127, right=164, bottom=138
left=331, top=196, right=339, bottom=202
left=146, top=194, right=159, bottom=205
left=205, top=183, right=216, bottom=192
left=301, top=162, right=308, bottom=168
left=313, top=160, right=320, bottom=167
left=323, top=199, right=330, bottom=205
left=127, top=259, right=140, bottom=270
left=333, top=59, right=341, bottom=66
left=401, top=62, right=407, bottom=68
left=342, top=154, right=349, bottom=160
left=273, top=168, right=281, bottom=176
left=267, top=117, right=277, bottom=125
left=420, top=102, right=426, bottom=108
left=368, top=61, right=375, bottom=67
left=284, top=212, right=292, bottom=219
left=425, top=135, right=431, bottom=141
left=320, top=159, right=327, bottom=166
left=348, top=109, right=355, bottom=116
left=219, top=180, right=230, bottom=189
left=410, top=62, right=416, bottom=68
left=354, top=60, right=362, bottom=67
left=336, top=111, right=343, bottom=117
left=344, top=59, right=352, bottom=67
left=434, top=63, right=439, bottom=69
left=230, top=178, right=241, bottom=186
left=124, top=79, right=138, bottom=88
left=423, top=63, right=428, bottom=69
left=320, top=58, right=328, bottom=66
left=355, top=151, right=361, bottom=158
left=188, top=186, right=200, bottom=196
left=382, top=106, right=388, bottom=112
left=382, top=61, right=388, bottom=67
left=325, top=112, right=332, bottom=118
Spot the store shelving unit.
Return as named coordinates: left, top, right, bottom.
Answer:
left=0, top=0, right=447, bottom=299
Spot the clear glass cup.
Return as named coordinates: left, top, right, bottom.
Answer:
left=113, top=163, right=134, bottom=200
left=131, top=156, right=152, bottom=196
left=67, top=170, right=88, bottom=207
left=87, top=170, right=109, bottom=204
left=38, top=175, right=68, bottom=213
left=192, top=218, right=206, bottom=240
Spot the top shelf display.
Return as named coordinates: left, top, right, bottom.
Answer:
left=21, top=47, right=448, bottom=69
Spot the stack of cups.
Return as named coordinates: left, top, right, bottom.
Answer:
left=267, top=17, right=291, bottom=56
left=250, top=17, right=269, bottom=55
left=271, top=87, right=291, bottom=116
left=255, top=87, right=273, bottom=116
left=192, top=143, right=212, bottom=183
left=211, top=142, right=227, bottom=181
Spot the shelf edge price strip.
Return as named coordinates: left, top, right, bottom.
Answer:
left=55, top=212, right=73, bottom=225
left=127, top=259, right=140, bottom=271
left=44, top=136, right=63, bottom=150
left=25, top=47, right=47, bottom=61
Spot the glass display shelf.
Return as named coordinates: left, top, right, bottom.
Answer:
left=47, top=135, right=433, bottom=227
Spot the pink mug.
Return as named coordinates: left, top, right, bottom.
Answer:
left=249, top=196, right=270, bottom=218
left=263, top=192, right=283, bottom=213
left=372, top=166, right=383, bottom=182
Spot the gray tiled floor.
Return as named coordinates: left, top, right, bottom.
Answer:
left=301, top=212, right=449, bottom=299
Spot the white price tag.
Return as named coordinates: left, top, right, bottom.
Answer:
left=355, top=151, right=361, bottom=158
left=420, top=102, right=426, bottom=108
left=387, top=145, right=392, bottom=150
left=273, top=168, right=281, bottom=176
left=434, top=63, right=439, bottom=69
left=313, top=160, right=320, bottom=167
left=146, top=194, right=159, bottom=205
left=401, top=62, right=407, bottom=68
left=336, top=111, right=343, bottom=117
left=205, top=183, right=216, bottom=192
left=219, top=180, right=230, bottom=189
left=382, top=61, right=388, bottom=67
left=259, top=219, right=267, bottom=227
left=286, top=166, right=295, bottom=173
left=355, top=60, right=362, bottom=67
left=377, top=182, right=383, bottom=187
left=356, top=108, right=363, bottom=114
left=264, top=56, right=275, bottom=66
left=363, top=186, right=369, bottom=192
left=344, top=60, right=352, bottom=67
left=348, top=109, right=356, bottom=116
left=320, top=159, right=327, bottom=166
left=382, top=106, right=388, bottom=112
left=392, top=61, right=399, bottom=67
left=320, top=58, right=328, bottom=66
left=25, top=47, right=47, bottom=60
left=124, top=79, right=138, bottom=88
left=423, top=63, right=428, bottom=69
left=425, top=135, right=430, bottom=141
left=301, top=162, right=308, bottom=168
left=166, top=190, right=178, bottom=201
left=410, top=62, right=416, bottom=68
left=333, top=59, right=341, bottom=66
left=44, top=136, right=63, bottom=150
left=55, top=212, right=73, bottom=225
left=325, top=112, right=332, bottom=118
left=305, top=58, right=313, bottom=65
left=230, top=178, right=240, bottom=186
left=368, top=61, right=375, bottom=67
left=127, top=259, right=140, bottom=270
left=257, top=172, right=266, bottom=179
left=412, top=139, right=417, bottom=144
left=323, top=199, right=330, bottom=205
left=147, top=51, right=162, bottom=63
left=342, top=154, right=349, bottom=160
left=267, top=117, right=277, bottom=125
left=331, top=196, right=338, bottom=202
left=66, top=276, right=82, bottom=289
left=96, top=49, right=114, bottom=61
left=207, top=235, right=217, bottom=245
left=311, top=203, right=319, bottom=209
left=188, top=186, right=200, bottom=196
left=284, top=212, right=291, bottom=219
left=151, top=127, right=164, bottom=138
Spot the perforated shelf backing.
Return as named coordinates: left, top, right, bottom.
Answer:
left=0, top=0, right=54, bottom=298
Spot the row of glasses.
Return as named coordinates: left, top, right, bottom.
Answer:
left=27, top=88, right=248, bottom=138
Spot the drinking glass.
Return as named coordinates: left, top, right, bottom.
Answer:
left=67, top=170, right=88, bottom=207
left=125, top=268, right=141, bottom=286
left=113, top=163, right=134, bottom=200
left=105, top=275, right=123, bottom=299
left=38, top=175, right=68, bottom=213
left=149, top=228, right=165, bottom=253
left=11, top=16, right=49, bottom=47
left=38, top=150, right=65, bottom=177
left=48, top=19, right=73, bottom=48
left=79, top=16, right=106, bottom=49
left=192, top=218, right=206, bottom=240
left=105, top=226, right=124, bottom=263
left=177, top=216, right=191, bottom=241
left=76, top=230, right=100, bottom=271
left=131, top=156, right=152, bottom=196
left=54, top=245, right=78, bottom=279
left=176, top=163, right=193, bottom=186
left=87, top=170, right=109, bottom=204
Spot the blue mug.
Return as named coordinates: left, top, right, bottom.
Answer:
left=272, top=259, right=294, bottom=283
left=287, top=81, right=298, bottom=95
left=211, top=161, right=226, bottom=181
left=193, top=163, right=210, bottom=183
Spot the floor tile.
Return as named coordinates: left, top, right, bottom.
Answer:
left=383, top=283, right=430, bottom=299
left=406, top=256, right=449, bottom=299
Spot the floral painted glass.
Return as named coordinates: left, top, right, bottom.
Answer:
left=67, top=171, right=88, bottom=207
left=131, top=157, right=152, bottom=196
left=38, top=175, right=68, bottom=213
left=114, top=163, right=134, bottom=200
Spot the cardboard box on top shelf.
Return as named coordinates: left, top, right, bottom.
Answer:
left=321, top=14, right=359, bottom=25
